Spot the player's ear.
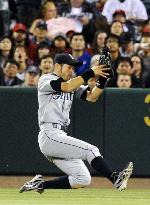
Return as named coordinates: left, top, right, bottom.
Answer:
left=54, top=63, right=61, bottom=70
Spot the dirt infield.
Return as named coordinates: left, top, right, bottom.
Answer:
left=0, top=176, right=150, bottom=189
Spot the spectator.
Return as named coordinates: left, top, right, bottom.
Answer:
left=36, top=41, right=51, bottom=64
left=30, top=0, right=57, bottom=34
left=102, top=0, right=148, bottom=23
left=90, top=54, right=100, bottom=67
left=107, top=56, right=133, bottom=87
left=30, top=1, right=79, bottom=41
left=0, top=59, right=23, bottom=86
left=131, top=55, right=144, bottom=87
left=93, top=0, right=107, bottom=16
left=11, top=23, right=34, bottom=62
left=120, top=32, right=135, bottom=57
left=112, top=10, right=126, bottom=25
left=28, top=21, right=51, bottom=62
left=110, top=21, right=124, bottom=37
left=12, top=23, right=28, bottom=46
left=0, top=35, right=13, bottom=69
left=76, top=53, right=100, bottom=98
left=50, top=32, right=71, bottom=55
left=39, top=54, right=54, bottom=75
left=70, top=32, right=91, bottom=75
left=41, top=0, right=57, bottom=20
left=142, top=19, right=150, bottom=34
left=136, top=33, right=150, bottom=78
left=116, top=57, right=133, bottom=74
left=15, top=65, right=40, bottom=87
left=105, top=34, right=121, bottom=73
left=58, top=0, right=96, bottom=45
left=135, top=35, right=150, bottom=87
left=92, top=30, right=108, bottom=54
left=31, top=21, right=51, bottom=45
left=13, top=45, right=28, bottom=81
left=116, top=73, right=132, bottom=88
left=0, top=0, right=11, bottom=37
left=93, top=15, right=109, bottom=43
left=15, top=0, right=42, bottom=29
left=112, top=9, right=135, bottom=36
left=59, top=0, right=95, bottom=26
left=116, top=57, right=143, bottom=87
left=137, top=32, right=150, bottom=58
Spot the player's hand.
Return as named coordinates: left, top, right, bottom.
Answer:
left=91, top=64, right=110, bottom=78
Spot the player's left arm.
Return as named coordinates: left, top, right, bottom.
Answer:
left=77, top=83, right=104, bottom=102
left=86, top=86, right=103, bottom=102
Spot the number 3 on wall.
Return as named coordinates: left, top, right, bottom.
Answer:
left=144, top=94, right=150, bottom=127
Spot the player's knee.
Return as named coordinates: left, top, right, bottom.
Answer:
left=87, top=145, right=102, bottom=164
left=80, top=173, right=91, bottom=187
left=69, top=173, right=91, bottom=188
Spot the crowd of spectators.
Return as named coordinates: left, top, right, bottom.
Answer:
left=0, top=0, right=150, bottom=88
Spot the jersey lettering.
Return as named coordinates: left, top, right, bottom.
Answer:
left=52, top=92, right=74, bottom=101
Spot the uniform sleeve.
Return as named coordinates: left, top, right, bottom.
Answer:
left=38, top=74, right=65, bottom=92
left=50, top=78, right=65, bottom=91
left=38, top=75, right=56, bottom=92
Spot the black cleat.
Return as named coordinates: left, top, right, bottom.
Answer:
left=19, top=174, right=44, bottom=194
left=113, top=162, right=133, bottom=191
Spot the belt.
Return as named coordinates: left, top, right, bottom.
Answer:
left=52, top=123, right=67, bottom=132
left=40, top=123, right=68, bottom=132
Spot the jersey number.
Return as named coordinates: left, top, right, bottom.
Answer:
left=144, top=94, right=150, bottom=127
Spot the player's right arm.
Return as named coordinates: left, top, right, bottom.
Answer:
left=38, top=65, right=110, bottom=93
left=60, top=65, right=110, bottom=92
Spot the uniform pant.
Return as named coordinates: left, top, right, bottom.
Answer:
left=38, top=128, right=102, bottom=188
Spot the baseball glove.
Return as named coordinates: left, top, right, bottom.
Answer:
left=96, top=46, right=114, bottom=89
left=99, top=46, right=114, bottom=78
left=96, top=47, right=114, bottom=89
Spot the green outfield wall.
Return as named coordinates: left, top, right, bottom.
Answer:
left=0, top=88, right=150, bottom=176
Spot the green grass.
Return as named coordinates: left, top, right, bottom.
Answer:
left=0, top=188, right=149, bottom=205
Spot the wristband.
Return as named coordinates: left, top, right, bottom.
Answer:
left=81, top=69, right=95, bottom=82
left=96, top=77, right=108, bottom=89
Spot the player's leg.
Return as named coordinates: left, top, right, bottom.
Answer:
left=38, top=129, right=112, bottom=181
left=19, top=159, right=91, bottom=193
left=39, top=129, right=133, bottom=190
left=43, top=158, right=91, bottom=189
left=38, top=129, right=102, bottom=161
left=38, top=129, right=133, bottom=190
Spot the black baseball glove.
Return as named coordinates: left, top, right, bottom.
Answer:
left=99, top=46, right=114, bottom=78
left=96, top=46, right=114, bottom=89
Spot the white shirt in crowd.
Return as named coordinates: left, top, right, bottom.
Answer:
left=0, top=0, right=9, bottom=11
left=102, top=0, right=148, bottom=23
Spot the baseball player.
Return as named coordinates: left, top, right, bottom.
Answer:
left=19, top=53, right=133, bottom=193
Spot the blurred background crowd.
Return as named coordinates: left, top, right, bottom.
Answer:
left=0, top=0, right=150, bottom=88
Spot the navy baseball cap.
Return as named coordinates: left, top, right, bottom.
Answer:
left=54, top=53, right=83, bottom=67
left=26, top=65, right=39, bottom=74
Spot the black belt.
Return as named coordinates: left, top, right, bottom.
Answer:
left=52, top=123, right=68, bottom=132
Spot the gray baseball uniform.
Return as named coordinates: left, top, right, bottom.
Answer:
left=19, top=52, right=133, bottom=193
left=38, top=73, right=102, bottom=188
